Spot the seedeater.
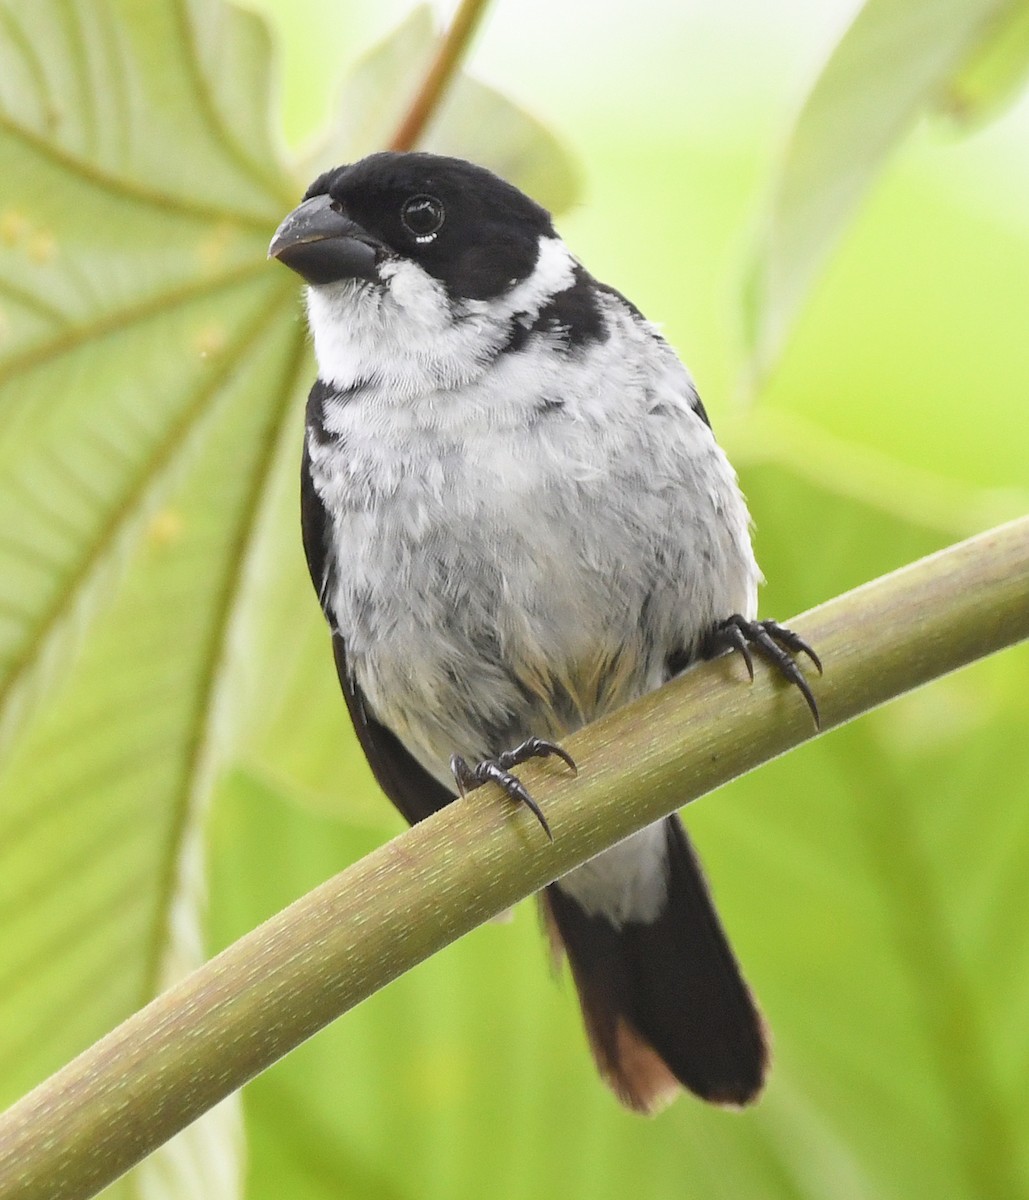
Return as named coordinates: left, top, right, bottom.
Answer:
left=270, top=152, right=819, bottom=1113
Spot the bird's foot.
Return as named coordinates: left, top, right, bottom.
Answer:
left=450, top=737, right=577, bottom=842
left=705, top=615, right=823, bottom=727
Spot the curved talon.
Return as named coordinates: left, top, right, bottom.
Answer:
left=486, top=765, right=553, bottom=841
left=757, top=619, right=823, bottom=675
left=722, top=624, right=754, bottom=681
left=449, top=736, right=576, bottom=842
left=450, top=753, right=474, bottom=799
left=708, top=614, right=821, bottom=728
left=501, top=736, right=578, bottom=776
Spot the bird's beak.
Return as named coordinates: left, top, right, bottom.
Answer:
left=268, top=194, right=381, bottom=285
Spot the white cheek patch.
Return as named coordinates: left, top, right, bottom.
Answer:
left=504, top=236, right=577, bottom=314
left=459, top=236, right=576, bottom=325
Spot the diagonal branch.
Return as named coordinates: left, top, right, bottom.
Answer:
left=0, top=516, right=1027, bottom=1200
left=389, top=0, right=493, bottom=151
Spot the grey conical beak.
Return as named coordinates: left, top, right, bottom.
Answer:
left=268, top=194, right=381, bottom=285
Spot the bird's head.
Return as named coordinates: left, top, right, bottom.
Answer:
left=269, top=151, right=561, bottom=300
left=269, top=152, right=584, bottom=393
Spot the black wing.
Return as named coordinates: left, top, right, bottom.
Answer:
left=300, top=426, right=455, bottom=826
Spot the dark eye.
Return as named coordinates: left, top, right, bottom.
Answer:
left=400, top=194, right=445, bottom=240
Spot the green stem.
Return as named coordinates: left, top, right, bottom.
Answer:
left=389, top=0, right=492, bottom=151
left=0, top=516, right=1027, bottom=1200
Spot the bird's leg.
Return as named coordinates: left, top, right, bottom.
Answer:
left=450, top=737, right=577, bottom=842
left=703, top=616, right=823, bottom=727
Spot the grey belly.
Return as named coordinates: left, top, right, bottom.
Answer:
left=337, top=527, right=672, bottom=783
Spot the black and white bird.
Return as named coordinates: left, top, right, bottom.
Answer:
left=269, top=152, right=820, bottom=1114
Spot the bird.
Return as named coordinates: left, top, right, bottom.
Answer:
left=268, top=151, right=820, bottom=1114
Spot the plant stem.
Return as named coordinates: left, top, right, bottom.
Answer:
left=0, top=516, right=1027, bottom=1200
left=389, top=0, right=492, bottom=151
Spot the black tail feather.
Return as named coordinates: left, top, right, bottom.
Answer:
left=543, top=815, right=768, bottom=1112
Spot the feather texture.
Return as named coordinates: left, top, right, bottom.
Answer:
left=279, top=151, right=773, bottom=1111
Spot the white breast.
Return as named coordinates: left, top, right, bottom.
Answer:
left=307, top=292, right=758, bottom=785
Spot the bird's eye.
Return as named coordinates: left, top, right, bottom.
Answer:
left=400, top=194, right=445, bottom=241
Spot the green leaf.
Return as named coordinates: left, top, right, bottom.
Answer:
left=305, top=5, right=580, bottom=214
left=941, top=0, right=1029, bottom=126
left=741, top=0, right=1024, bottom=382
left=0, top=0, right=304, bottom=1193
left=0, top=0, right=291, bottom=761
left=0, top=2, right=582, bottom=1195
left=750, top=156, right=1029, bottom=502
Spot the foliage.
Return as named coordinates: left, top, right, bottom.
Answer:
left=741, top=0, right=1029, bottom=378
left=0, top=0, right=1026, bottom=1197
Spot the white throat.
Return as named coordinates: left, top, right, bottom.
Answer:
left=305, top=235, right=576, bottom=397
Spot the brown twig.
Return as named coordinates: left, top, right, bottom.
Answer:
left=389, top=0, right=492, bottom=151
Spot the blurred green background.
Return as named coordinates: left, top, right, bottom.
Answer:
left=0, top=1, right=1027, bottom=1197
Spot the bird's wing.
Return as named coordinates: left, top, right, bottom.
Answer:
left=301, top=433, right=456, bottom=826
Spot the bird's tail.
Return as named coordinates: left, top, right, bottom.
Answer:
left=541, top=814, right=768, bottom=1113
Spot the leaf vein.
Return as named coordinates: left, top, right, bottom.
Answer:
left=170, top=0, right=292, bottom=205
left=0, top=107, right=277, bottom=231
left=0, top=280, right=293, bottom=741
left=0, top=258, right=268, bottom=392
left=140, top=312, right=308, bottom=1000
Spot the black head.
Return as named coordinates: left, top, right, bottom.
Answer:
left=270, top=152, right=557, bottom=301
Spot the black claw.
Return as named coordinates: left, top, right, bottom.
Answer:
left=449, top=736, right=575, bottom=842
left=708, top=614, right=821, bottom=728
left=725, top=624, right=754, bottom=681
left=489, top=766, right=553, bottom=841
left=450, top=753, right=474, bottom=799
left=498, top=736, right=578, bottom=776
left=762, top=649, right=820, bottom=727
left=757, top=619, right=823, bottom=675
